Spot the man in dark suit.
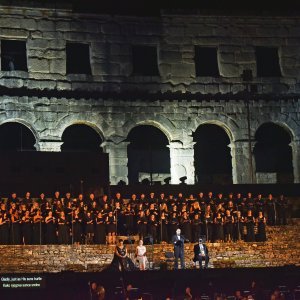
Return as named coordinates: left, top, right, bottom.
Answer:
left=193, top=238, right=209, bottom=269
left=171, top=228, right=185, bottom=270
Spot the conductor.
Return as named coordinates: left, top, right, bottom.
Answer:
left=171, top=228, right=185, bottom=270
left=193, top=238, right=209, bottom=269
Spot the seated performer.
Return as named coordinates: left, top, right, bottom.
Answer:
left=193, top=238, right=209, bottom=269
left=110, top=239, right=136, bottom=271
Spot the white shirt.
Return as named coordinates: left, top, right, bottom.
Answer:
left=136, top=245, right=146, bottom=256
left=199, top=243, right=205, bottom=255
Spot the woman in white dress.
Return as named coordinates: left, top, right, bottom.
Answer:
left=135, top=240, right=147, bottom=270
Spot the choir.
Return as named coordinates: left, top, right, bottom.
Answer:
left=0, top=191, right=289, bottom=245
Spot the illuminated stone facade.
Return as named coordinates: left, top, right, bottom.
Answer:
left=0, top=2, right=300, bottom=184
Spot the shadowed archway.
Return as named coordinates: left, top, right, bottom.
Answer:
left=254, top=122, right=293, bottom=183
left=127, top=125, right=170, bottom=184
left=61, top=124, right=103, bottom=152
left=0, top=122, right=36, bottom=151
left=193, top=124, right=232, bottom=184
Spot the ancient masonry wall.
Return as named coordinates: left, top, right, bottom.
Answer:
left=0, top=219, right=299, bottom=273
left=0, top=4, right=300, bottom=184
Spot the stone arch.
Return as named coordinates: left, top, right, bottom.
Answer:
left=122, top=115, right=176, bottom=143
left=0, top=118, right=39, bottom=143
left=56, top=117, right=105, bottom=142
left=254, top=118, right=296, bottom=142
left=188, top=116, right=237, bottom=143
left=127, top=124, right=170, bottom=184
left=0, top=119, right=38, bottom=151
left=61, top=122, right=104, bottom=152
left=254, top=121, right=293, bottom=183
left=193, top=122, right=233, bottom=184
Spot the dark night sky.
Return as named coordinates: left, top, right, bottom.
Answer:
left=18, top=0, right=300, bottom=15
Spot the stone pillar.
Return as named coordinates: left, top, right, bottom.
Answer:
left=101, top=141, right=129, bottom=185
left=230, top=140, right=256, bottom=184
left=37, top=140, right=63, bottom=152
left=290, top=140, right=300, bottom=183
left=168, top=141, right=195, bottom=184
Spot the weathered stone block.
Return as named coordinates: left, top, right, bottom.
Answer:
left=219, top=63, right=240, bottom=77
left=26, top=79, right=56, bottom=90
left=170, top=63, right=194, bottom=77
left=167, top=26, right=185, bottom=36
left=235, top=52, right=255, bottom=63
left=101, top=23, right=120, bottom=35
left=0, top=17, right=22, bottom=28
left=185, top=25, right=214, bottom=36
left=160, top=50, right=182, bottom=63
left=28, top=38, right=49, bottom=49
left=219, top=52, right=235, bottom=63
left=55, top=21, right=71, bottom=32
left=37, top=20, right=55, bottom=32
left=0, top=28, right=28, bottom=38
left=136, top=23, right=162, bottom=35
left=0, top=78, right=24, bottom=89
left=42, top=31, right=65, bottom=40
left=28, top=58, right=50, bottom=73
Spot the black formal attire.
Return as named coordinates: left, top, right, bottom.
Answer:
left=106, top=215, right=116, bottom=234
left=256, top=216, right=267, bottom=242
left=22, top=216, right=32, bottom=245
left=203, top=214, right=213, bottom=242
left=136, top=215, right=147, bottom=240
left=148, top=218, right=158, bottom=244
left=191, top=217, right=202, bottom=243
left=171, top=233, right=185, bottom=269
left=45, top=217, right=57, bottom=244
left=110, top=245, right=135, bottom=272
left=233, top=215, right=244, bottom=241
left=72, top=215, right=82, bottom=244
left=124, top=208, right=135, bottom=235
left=84, top=215, right=94, bottom=235
left=160, top=216, right=169, bottom=242
left=214, top=217, right=224, bottom=242
left=193, top=243, right=209, bottom=268
left=181, top=216, right=192, bottom=242
left=277, top=197, right=288, bottom=225
left=265, top=198, right=276, bottom=226
left=57, top=218, right=70, bottom=244
left=169, top=215, right=179, bottom=242
left=245, top=216, right=255, bottom=242
left=224, top=215, right=234, bottom=242
left=94, top=217, right=106, bottom=244
left=10, top=216, right=22, bottom=245
left=0, top=216, right=10, bottom=244
left=32, top=216, right=43, bottom=244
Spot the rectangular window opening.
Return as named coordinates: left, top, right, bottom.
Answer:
left=195, top=46, right=219, bottom=77
left=132, top=45, right=159, bottom=76
left=1, top=40, right=27, bottom=71
left=256, top=47, right=281, bottom=77
left=66, top=42, right=91, bottom=75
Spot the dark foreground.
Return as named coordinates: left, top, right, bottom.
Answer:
left=1, top=266, right=299, bottom=300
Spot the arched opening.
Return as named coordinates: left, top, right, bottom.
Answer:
left=127, top=125, right=170, bottom=184
left=0, top=122, right=36, bottom=151
left=61, top=124, right=103, bottom=152
left=193, top=124, right=232, bottom=184
left=254, top=123, right=293, bottom=183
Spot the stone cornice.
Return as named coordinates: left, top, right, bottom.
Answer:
left=0, top=85, right=299, bottom=102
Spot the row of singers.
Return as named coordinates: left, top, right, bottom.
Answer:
left=0, top=207, right=267, bottom=245
left=2, top=191, right=289, bottom=226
